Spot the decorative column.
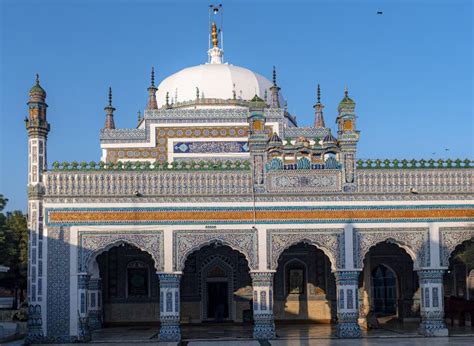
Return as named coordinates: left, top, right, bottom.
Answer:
left=77, top=273, right=91, bottom=341
left=158, top=272, right=182, bottom=341
left=418, top=270, right=448, bottom=336
left=335, top=271, right=361, bottom=338
left=87, top=278, right=102, bottom=330
left=251, top=271, right=276, bottom=340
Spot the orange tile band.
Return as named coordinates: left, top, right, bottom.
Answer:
left=48, top=208, right=474, bottom=224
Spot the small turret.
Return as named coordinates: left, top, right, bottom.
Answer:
left=146, top=67, right=158, bottom=110
left=269, top=66, right=281, bottom=108
left=335, top=86, right=360, bottom=192
left=313, top=84, right=325, bottom=128
left=103, top=87, right=116, bottom=130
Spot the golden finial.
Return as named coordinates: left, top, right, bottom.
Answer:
left=211, top=22, right=218, bottom=48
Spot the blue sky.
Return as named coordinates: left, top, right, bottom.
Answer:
left=0, top=0, right=472, bottom=211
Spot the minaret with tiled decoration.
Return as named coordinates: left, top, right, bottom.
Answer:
left=25, top=74, right=50, bottom=340
left=336, top=87, right=360, bottom=192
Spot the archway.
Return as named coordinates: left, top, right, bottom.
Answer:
left=361, top=242, right=418, bottom=325
left=94, top=242, right=159, bottom=326
left=180, top=243, right=252, bottom=326
left=371, top=264, right=397, bottom=314
left=273, top=242, right=336, bottom=323
left=444, top=237, right=474, bottom=327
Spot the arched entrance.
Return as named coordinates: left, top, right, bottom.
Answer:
left=361, top=242, right=418, bottom=322
left=273, top=242, right=336, bottom=323
left=371, top=264, right=397, bottom=314
left=180, top=243, right=252, bottom=325
left=94, top=243, right=159, bottom=326
left=444, top=237, right=474, bottom=326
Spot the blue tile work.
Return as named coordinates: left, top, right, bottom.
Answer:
left=173, top=141, right=249, bottom=153
left=47, top=227, right=72, bottom=341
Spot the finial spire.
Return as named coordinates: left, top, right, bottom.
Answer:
left=196, top=87, right=200, bottom=100
left=317, top=84, right=321, bottom=103
left=108, top=87, right=113, bottom=106
left=137, top=110, right=142, bottom=123
left=344, top=85, right=348, bottom=97
left=36, top=73, right=40, bottom=85
left=151, top=66, right=155, bottom=87
left=272, top=66, right=277, bottom=86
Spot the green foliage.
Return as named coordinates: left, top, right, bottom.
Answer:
left=0, top=197, right=28, bottom=293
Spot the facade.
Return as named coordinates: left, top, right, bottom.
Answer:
left=25, top=21, right=474, bottom=343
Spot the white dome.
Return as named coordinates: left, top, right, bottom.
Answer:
left=156, top=63, right=282, bottom=108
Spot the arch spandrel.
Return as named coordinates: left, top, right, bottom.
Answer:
left=78, top=231, right=164, bottom=272
left=173, top=229, right=258, bottom=271
left=268, top=229, right=345, bottom=271
left=354, top=228, right=428, bottom=270
left=439, top=227, right=474, bottom=267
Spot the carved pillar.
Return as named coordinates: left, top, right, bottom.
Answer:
left=335, top=271, right=361, bottom=338
left=158, top=272, right=182, bottom=341
left=251, top=271, right=276, bottom=339
left=417, top=269, right=448, bottom=336
left=87, top=278, right=102, bottom=330
left=77, top=273, right=91, bottom=341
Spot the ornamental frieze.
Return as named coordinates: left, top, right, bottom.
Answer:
left=439, top=227, right=474, bottom=266
left=173, top=229, right=258, bottom=271
left=267, top=229, right=344, bottom=270
left=267, top=170, right=342, bottom=193
left=78, top=230, right=164, bottom=272
left=354, top=228, right=428, bottom=269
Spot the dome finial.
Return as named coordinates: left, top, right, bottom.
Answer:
left=211, top=22, right=219, bottom=48
left=36, top=73, right=40, bottom=85
left=317, top=84, right=321, bottom=103
left=344, top=85, right=349, bottom=97
left=314, top=84, right=325, bottom=128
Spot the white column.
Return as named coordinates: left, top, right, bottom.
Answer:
left=158, top=272, right=182, bottom=341
left=418, top=269, right=448, bottom=336
left=250, top=270, right=276, bottom=340
left=77, top=273, right=91, bottom=341
left=335, top=270, right=361, bottom=338
left=87, top=278, right=102, bottom=330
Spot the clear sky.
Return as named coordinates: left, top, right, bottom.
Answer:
left=0, top=0, right=472, bottom=212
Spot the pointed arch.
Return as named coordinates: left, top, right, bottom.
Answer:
left=439, top=227, right=474, bottom=267
left=173, top=229, right=258, bottom=271
left=268, top=229, right=344, bottom=271
left=354, top=228, right=428, bottom=269
left=78, top=230, right=164, bottom=273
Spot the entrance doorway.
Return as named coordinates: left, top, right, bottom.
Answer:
left=371, top=264, right=397, bottom=314
left=207, top=281, right=229, bottom=320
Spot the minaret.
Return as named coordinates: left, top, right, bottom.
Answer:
left=336, top=87, right=360, bottom=192
left=269, top=66, right=281, bottom=108
left=25, top=74, right=50, bottom=340
left=208, top=22, right=223, bottom=64
left=146, top=67, right=158, bottom=110
left=313, top=84, right=325, bottom=128
left=103, top=87, right=116, bottom=130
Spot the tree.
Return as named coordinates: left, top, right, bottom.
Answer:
left=0, top=195, right=28, bottom=307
